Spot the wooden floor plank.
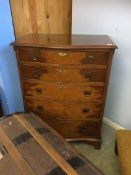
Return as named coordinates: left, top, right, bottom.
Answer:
left=15, top=114, right=79, bottom=175
left=0, top=127, right=36, bottom=175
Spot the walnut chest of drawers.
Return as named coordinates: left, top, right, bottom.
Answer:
left=12, top=34, right=117, bottom=149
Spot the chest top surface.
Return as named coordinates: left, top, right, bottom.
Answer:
left=12, top=34, right=117, bottom=49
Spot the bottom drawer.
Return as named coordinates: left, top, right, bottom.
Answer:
left=40, top=119, right=100, bottom=139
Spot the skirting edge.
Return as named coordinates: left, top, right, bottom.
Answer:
left=103, top=117, right=125, bottom=130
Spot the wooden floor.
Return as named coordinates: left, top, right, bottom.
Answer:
left=72, top=122, right=121, bottom=175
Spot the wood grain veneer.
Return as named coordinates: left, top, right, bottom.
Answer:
left=12, top=34, right=117, bottom=149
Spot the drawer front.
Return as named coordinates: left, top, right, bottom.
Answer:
left=19, top=48, right=108, bottom=65
left=19, top=49, right=47, bottom=64
left=23, top=82, right=105, bottom=101
left=63, top=84, right=104, bottom=101
left=25, top=99, right=65, bottom=118
left=23, top=82, right=64, bottom=100
left=25, top=98, right=102, bottom=120
left=21, top=64, right=62, bottom=81
left=61, top=67, right=106, bottom=82
left=64, top=101, right=103, bottom=119
left=42, top=119, right=100, bottom=138
left=21, top=64, right=106, bottom=82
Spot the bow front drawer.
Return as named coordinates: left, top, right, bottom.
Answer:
left=18, top=48, right=109, bottom=65
left=42, top=119, right=100, bottom=139
left=25, top=98, right=103, bottom=120
left=23, top=81, right=105, bottom=101
left=21, top=64, right=107, bottom=82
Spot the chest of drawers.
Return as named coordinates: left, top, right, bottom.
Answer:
left=12, top=34, right=117, bottom=149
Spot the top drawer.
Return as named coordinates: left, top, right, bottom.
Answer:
left=18, top=48, right=109, bottom=66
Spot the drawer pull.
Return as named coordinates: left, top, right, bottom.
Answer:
left=33, top=73, right=40, bottom=78
left=82, top=108, right=90, bottom=113
left=35, top=88, right=43, bottom=94
left=36, top=106, right=43, bottom=112
left=85, top=72, right=93, bottom=80
left=58, top=69, right=65, bottom=73
left=82, top=55, right=95, bottom=64
left=58, top=52, right=67, bottom=57
left=87, top=56, right=95, bottom=63
left=83, top=90, right=92, bottom=96
left=58, top=84, right=66, bottom=89
left=81, top=128, right=87, bottom=134
left=31, top=56, right=40, bottom=61
left=33, top=69, right=43, bottom=79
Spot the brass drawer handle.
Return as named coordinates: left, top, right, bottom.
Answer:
left=33, top=69, right=43, bottom=79
left=31, top=56, right=40, bottom=61
left=87, top=56, right=95, bottom=63
left=58, top=84, right=66, bottom=89
left=82, top=108, right=90, bottom=113
left=34, top=74, right=39, bottom=78
left=31, top=55, right=47, bottom=63
left=36, top=106, right=44, bottom=112
left=81, top=128, right=87, bottom=134
left=58, top=68, right=65, bottom=73
left=81, top=55, right=95, bottom=64
left=35, top=88, right=43, bottom=94
left=33, top=73, right=41, bottom=78
left=85, top=72, right=93, bottom=80
left=58, top=52, right=67, bottom=57
left=83, top=90, right=92, bottom=96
